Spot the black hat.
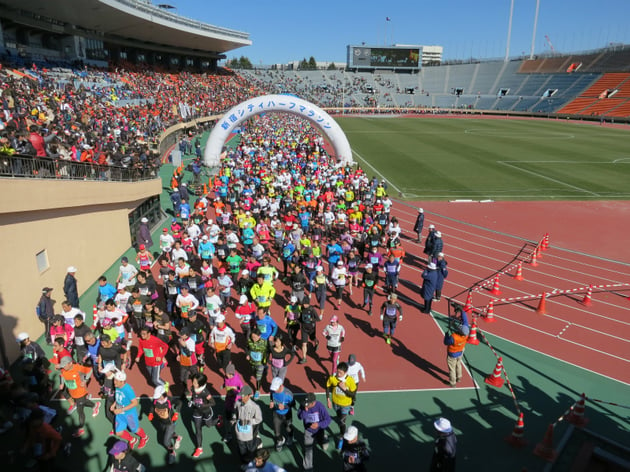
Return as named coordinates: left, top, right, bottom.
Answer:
left=304, top=392, right=317, bottom=405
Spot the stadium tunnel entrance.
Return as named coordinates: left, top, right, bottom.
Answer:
left=204, top=94, right=353, bottom=166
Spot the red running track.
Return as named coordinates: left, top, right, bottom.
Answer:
left=390, top=200, right=630, bottom=385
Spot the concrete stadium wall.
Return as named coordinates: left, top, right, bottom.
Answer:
left=0, top=178, right=161, bottom=366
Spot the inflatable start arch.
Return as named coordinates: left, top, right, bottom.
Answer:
left=204, top=94, right=353, bottom=166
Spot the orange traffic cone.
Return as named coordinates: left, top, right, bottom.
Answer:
left=467, top=317, right=480, bottom=345
left=541, top=233, right=549, bottom=250
left=484, top=300, right=496, bottom=323
left=567, top=393, right=589, bottom=427
left=514, top=261, right=524, bottom=281
left=533, top=424, right=558, bottom=462
left=580, top=285, right=593, bottom=307
left=505, top=412, right=528, bottom=447
left=536, top=245, right=543, bottom=259
left=203, top=183, right=208, bottom=195
left=536, top=292, right=547, bottom=315
left=464, top=290, right=473, bottom=314
left=484, top=357, right=505, bottom=388
left=530, top=250, right=538, bottom=267
left=490, top=275, right=502, bottom=296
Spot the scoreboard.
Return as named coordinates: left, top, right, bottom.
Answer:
left=347, top=45, right=421, bottom=70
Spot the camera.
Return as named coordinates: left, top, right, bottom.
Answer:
left=449, top=301, right=462, bottom=314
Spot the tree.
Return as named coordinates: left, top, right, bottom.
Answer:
left=298, top=58, right=309, bottom=70
left=238, top=56, right=253, bottom=69
left=308, top=56, right=317, bottom=69
left=327, top=62, right=337, bottom=70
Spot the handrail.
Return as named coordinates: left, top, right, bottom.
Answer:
left=0, top=154, right=159, bottom=182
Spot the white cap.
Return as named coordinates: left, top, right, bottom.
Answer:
left=290, top=295, right=298, bottom=304
left=435, top=231, right=442, bottom=238
left=117, top=283, right=126, bottom=290
left=418, top=208, right=424, bottom=213
left=202, top=235, right=208, bottom=240
left=242, top=270, right=250, bottom=276
left=208, top=219, right=213, bottom=224
left=215, top=313, right=226, bottom=323
left=16, top=332, right=29, bottom=342
left=438, top=252, right=445, bottom=257
left=343, top=425, right=359, bottom=441
left=434, top=417, right=452, bottom=433
left=239, top=294, right=248, bottom=305
left=429, top=224, right=435, bottom=229
left=365, top=263, right=373, bottom=269
left=316, top=266, right=324, bottom=272
left=141, top=217, right=148, bottom=223
left=67, top=266, right=77, bottom=273
left=153, top=385, right=166, bottom=400
left=114, top=371, right=127, bottom=382
left=427, top=262, right=437, bottom=270
left=102, top=364, right=118, bottom=375
left=270, top=377, right=283, bottom=392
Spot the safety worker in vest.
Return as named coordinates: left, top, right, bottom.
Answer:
left=443, top=306, right=470, bottom=388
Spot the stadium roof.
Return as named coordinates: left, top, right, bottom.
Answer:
left=0, top=0, right=251, bottom=54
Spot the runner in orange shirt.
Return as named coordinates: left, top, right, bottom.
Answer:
left=59, top=356, right=100, bottom=437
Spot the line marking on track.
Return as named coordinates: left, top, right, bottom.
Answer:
left=557, top=323, right=571, bottom=337
left=496, top=160, right=601, bottom=196
left=394, top=200, right=630, bottom=266
left=479, top=328, right=630, bottom=387
left=352, top=149, right=402, bottom=196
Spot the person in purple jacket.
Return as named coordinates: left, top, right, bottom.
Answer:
left=297, top=392, right=332, bottom=472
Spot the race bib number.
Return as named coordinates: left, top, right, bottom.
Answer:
left=64, top=379, right=78, bottom=390
left=143, top=348, right=154, bottom=357
left=236, top=422, right=252, bottom=434
left=271, top=357, right=284, bottom=368
left=250, top=351, right=263, bottom=362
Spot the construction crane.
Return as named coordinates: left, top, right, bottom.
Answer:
left=544, top=35, right=555, bottom=54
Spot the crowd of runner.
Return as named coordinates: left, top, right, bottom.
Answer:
left=7, top=107, right=452, bottom=470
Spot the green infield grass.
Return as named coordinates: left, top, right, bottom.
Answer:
left=336, top=117, right=630, bottom=200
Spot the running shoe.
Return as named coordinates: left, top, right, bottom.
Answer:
left=91, top=401, right=100, bottom=417
left=174, top=435, right=182, bottom=450
left=67, top=403, right=77, bottom=415
left=386, top=337, right=391, bottom=345
left=128, top=437, right=138, bottom=449
left=216, top=415, right=223, bottom=428
left=138, top=436, right=149, bottom=449
left=192, top=447, right=203, bottom=458
left=72, top=428, right=85, bottom=438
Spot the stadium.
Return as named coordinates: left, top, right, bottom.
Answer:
left=0, top=1, right=629, bottom=471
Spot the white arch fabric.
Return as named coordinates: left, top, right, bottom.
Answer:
left=204, top=94, right=353, bottom=166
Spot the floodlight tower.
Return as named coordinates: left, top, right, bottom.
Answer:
left=504, top=0, right=515, bottom=62
left=530, top=0, right=540, bottom=59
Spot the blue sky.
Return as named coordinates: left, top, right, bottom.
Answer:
left=171, top=0, right=630, bottom=65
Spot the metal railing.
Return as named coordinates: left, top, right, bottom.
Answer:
left=0, top=154, right=160, bottom=182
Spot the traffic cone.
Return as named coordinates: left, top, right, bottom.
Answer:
left=484, top=300, right=496, bottom=323
left=541, top=233, right=549, bottom=250
left=536, top=292, right=547, bottom=315
left=567, top=393, right=589, bottom=427
left=536, top=245, right=543, bottom=259
left=505, top=412, right=528, bottom=447
left=580, top=285, right=593, bottom=307
left=467, top=317, right=480, bottom=345
left=530, top=250, right=538, bottom=267
left=533, top=424, right=558, bottom=462
left=484, top=357, right=505, bottom=388
left=514, top=261, right=524, bottom=281
left=464, top=290, right=473, bottom=314
left=490, top=275, right=502, bottom=296
left=203, top=183, right=208, bottom=195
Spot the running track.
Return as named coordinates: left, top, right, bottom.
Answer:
left=389, top=200, right=630, bottom=386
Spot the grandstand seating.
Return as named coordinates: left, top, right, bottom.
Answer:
left=557, top=73, right=630, bottom=115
